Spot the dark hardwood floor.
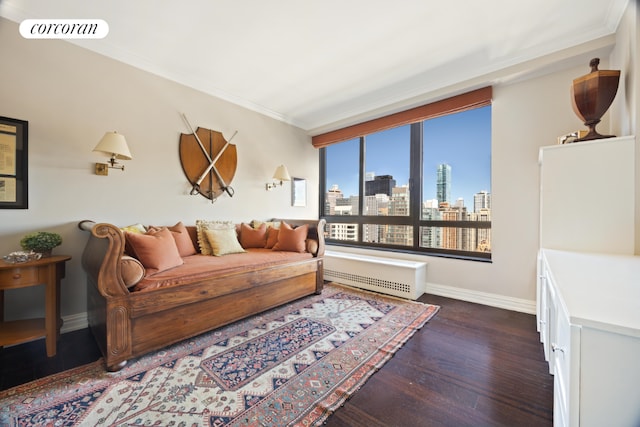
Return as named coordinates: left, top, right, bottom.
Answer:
left=0, top=293, right=553, bottom=426
left=324, top=294, right=554, bottom=427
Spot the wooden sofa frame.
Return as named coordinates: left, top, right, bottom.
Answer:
left=78, top=219, right=325, bottom=371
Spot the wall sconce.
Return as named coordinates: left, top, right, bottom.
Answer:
left=93, top=131, right=132, bottom=175
left=266, top=164, right=291, bottom=190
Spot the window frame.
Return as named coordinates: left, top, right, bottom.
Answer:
left=318, top=89, right=492, bottom=262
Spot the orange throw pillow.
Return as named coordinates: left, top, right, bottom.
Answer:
left=120, top=255, right=145, bottom=288
left=240, top=222, right=267, bottom=248
left=149, top=222, right=197, bottom=257
left=265, top=227, right=280, bottom=249
left=125, top=227, right=183, bottom=276
left=272, top=222, right=308, bottom=253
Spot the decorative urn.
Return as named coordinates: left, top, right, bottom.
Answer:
left=570, top=58, right=620, bottom=142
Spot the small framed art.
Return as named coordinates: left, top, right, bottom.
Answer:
left=291, top=177, right=306, bottom=207
left=0, top=116, right=28, bottom=209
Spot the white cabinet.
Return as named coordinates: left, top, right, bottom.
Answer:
left=538, top=135, right=635, bottom=255
left=538, top=135, right=639, bottom=425
left=537, top=249, right=640, bottom=427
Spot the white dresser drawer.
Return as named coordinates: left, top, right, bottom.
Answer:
left=552, top=304, right=572, bottom=427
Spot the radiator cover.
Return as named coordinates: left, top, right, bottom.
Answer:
left=324, top=250, right=427, bottom=300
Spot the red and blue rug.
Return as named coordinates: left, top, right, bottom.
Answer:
left=0, top=283, right=439, bottom=426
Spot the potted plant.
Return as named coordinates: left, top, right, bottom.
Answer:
left=20, top=231, right=62, bottom=256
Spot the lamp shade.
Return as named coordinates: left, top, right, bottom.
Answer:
left=273, top=165, right=291, bottom=182
left=93, top=131, right=132, bottom=160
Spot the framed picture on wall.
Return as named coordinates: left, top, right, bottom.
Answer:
left=291, top=177, right=306, bottom=207
left=0, top=116, right=28, bottom=209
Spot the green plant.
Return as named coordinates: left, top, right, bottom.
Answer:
left=20, top=231, right=62, bottom=252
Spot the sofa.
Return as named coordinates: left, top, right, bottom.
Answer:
left=78, top=218, right=325, bottom=371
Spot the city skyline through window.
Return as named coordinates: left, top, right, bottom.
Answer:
left=322, top=105, right=492, bottom=259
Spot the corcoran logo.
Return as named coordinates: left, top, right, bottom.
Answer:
left=19, top=19, right=109, bottom=39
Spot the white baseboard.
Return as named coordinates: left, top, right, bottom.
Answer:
left=425, top=282, right=536, bottom=314
left=61, top=311, right=89, bottom=333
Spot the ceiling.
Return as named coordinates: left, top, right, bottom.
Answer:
left=0, top=0, right=628, bottom=134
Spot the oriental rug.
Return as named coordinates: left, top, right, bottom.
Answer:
left=0, top=283, right=439, bottom=427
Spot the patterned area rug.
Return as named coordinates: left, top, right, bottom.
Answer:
left=0, top=283, right=439, bottom=426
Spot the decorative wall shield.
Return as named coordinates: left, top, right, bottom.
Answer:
left=179, top=127, right=237, bottom=202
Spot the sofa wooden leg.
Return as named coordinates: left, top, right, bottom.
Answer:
left=106, top=360, right=127, bottom=372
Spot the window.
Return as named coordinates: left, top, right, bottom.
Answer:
left=317, top=88, right=492, bottom=260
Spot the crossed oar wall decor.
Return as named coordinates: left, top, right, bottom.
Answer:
left=179, top=114, right=238, bottom=203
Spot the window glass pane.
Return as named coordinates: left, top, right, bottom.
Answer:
left=320, top=99, right=492, bottom=259
left=325, top=222, right=358, bottom=241
left=364, top=125, right=410, bottom=216
left=364, top=224, right=413, bottom=245
left=325, top=138, right=360, bottom=215
left=422, top=106, right=491, bottom=220
left=420, top=226, right=491, bottom=253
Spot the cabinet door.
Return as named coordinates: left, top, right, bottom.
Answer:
left=539, top=137, right=634, bottom=254
left=546, top=274, right=559, bottom=375
left=538, top=273, right=551, bottom=364
left=552, top=301, right=582, bottom=427
left=580, top=328, right=640, bottom=427
left=536, top=253, right=545, bottom=335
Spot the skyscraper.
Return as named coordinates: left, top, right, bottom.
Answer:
left=365, top=174, right=396, bottom=197
left=474, top=190, right=491, bottom=213
left=436, top=164, right=451, bottom=204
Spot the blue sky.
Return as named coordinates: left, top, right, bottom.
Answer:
left=325, top=106, right=491, bottom=207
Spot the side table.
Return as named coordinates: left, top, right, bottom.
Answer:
left=0, top=255, right=71, bottom=357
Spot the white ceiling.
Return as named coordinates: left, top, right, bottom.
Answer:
left=0, top=0, right=628, bottom=133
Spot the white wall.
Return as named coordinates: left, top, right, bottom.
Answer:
left=610, top=0, right=639, bottom=254
left=0, top=17, right=319, bottom=324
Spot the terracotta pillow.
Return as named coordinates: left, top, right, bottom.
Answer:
left=120, top=255, right=145, bottom=288
left=149, top=222, right=197, bottom=257
left=239, top=222, right=267, bottom=248
left=306, top=239, right=319, bottom=255
left=272, top=222, right=308, bottom=253
left=125, top=228, right=183, bottom=276
left=204, top=228, right=246, bottom=256
left=265, top=227, right=280, bottom=249
left=120, top=223, right=146, bottom=255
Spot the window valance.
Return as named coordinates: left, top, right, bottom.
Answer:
left=311, top=86, right=492, bottom=148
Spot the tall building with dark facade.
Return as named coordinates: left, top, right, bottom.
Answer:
left=365, top=174, right=396, bottom=196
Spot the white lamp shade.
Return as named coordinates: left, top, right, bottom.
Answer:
left=93, top=131, right=132, bottom=160
left=273, top=165, right=291, bottom=181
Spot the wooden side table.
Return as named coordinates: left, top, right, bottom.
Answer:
left=0, top=255, right=71, bottom=357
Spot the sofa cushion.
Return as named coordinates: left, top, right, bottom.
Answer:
left=273, top=222, right=308, bottom=253
left=204, top=228, right=246, bottom=256
left=265, top=227, right=279, bottom=249
left=306, top=239, right=319, bottom=255
left=251, top=220, right=281, bottom=230
left=239, top=222, right=267, bottom=248
left=125, top=227, right=184, bottom=276
left=120, top=223, right=146, bottom=234
left=120, top=255, right=145, bottom=288
left=149, top=222, right=197, bottom=257
left=132, top=249, right=313, bottom=292
left=121, top=223, right=147, bottom=255
left=196, top=220, right=236, bottom=255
